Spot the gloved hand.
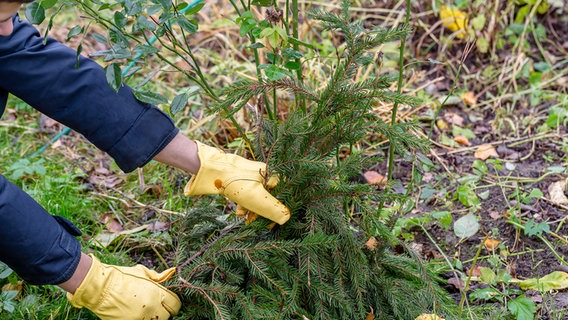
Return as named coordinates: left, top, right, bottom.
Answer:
left=184, top=141, right=291, bottom=225
left=67, top=255, right=181, bottom=320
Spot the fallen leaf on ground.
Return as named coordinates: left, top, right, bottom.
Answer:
left=93, top=224, right=149, bottom=248
left=489, top=211, right=501, bottom=219
left=439, top=6, right=468, bottom=39
left=512, top=271, right=568, bottom=292
left=148, top=221, right=170, bottom=233
left=363, top=171, right=387, bottom=185
left=484, top=238, right=501, bottom=250
left=88, top=174, right=123, bottom=189
left=454, top=135, right=470, bottom=146
left=454, top=213, right=480, bottom=239
left=436, top=119, right=449, bottom=131
left=467, top=265, right=483, bottom=277
left=443, top=112, right=464, bottom=126
left=461, top=91, right=477, bottom=106
left=100, top=213, right=123, bottom=233
left=474, top=144, right=499, bottom=160
left=448, top=276, right=465, bottom=289
left=548, top=180, right=568, bottom=205
left=365, top=237, right=378, bottom=250
left=2, top=281, right=23, bottom=298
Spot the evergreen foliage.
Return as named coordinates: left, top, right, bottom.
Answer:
left=174, top=1, right=459, bottom=319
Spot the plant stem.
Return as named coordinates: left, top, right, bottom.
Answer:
left=386, top=0, right=411, bottom=181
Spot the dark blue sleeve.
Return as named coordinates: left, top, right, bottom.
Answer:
left=0, top=174, right=82, bottom=285
left=0, top=15, right=178, bottom=173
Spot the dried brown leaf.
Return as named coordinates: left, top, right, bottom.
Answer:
left=444, top=112, right=464, bottom=126
left=100, top=213, right=123, bottom=233
left=548, top=180, right=568, bottom=205
left=88, top=175, right=123, bottom=189
left=484, top=238, right=501, bottom=250
left=365, top=237, right=379, bottom=250
left=461, top=91, right=477, bottom=106
left=474, top=144, right=499, bottom=160
left=363, top=171, right=387, bottom=186
left=148, top=221, right=170, bottom=233
left=467, top=265, right=483, bottom=277
left=489, top=211, right=501, bottom=219
left=454, top=135, right=470, bottom=146
left=448, top=276, right=465, bottom=289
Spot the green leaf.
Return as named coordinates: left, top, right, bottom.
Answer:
left=268, top=31, right=281, bottom=48
left=156, top=0, right=172, bottom=10
left=124, top=0, right=143, bottom=16
left=183, top=1, right=205, bottom=15
left=0, top=291, right=18, bottom=313
left=170, top=93, right=189, bottom=115
left=453, top=213, right=479, bottom=239
left=523, top=219, right=550, bottom=237
left=284, top=61, right=301, bottom=70
left=455, top=184, right=480, bottom=207
left=105, top=63, right=122, bottom=93
left=471, top=14, right=485, bottom=31
left=479, top=267, right=497, bottom=285
left=25, top=2, right=46, bottom=25
left=263, top=65, right=291, bottom=81
left=431, top=211, right=452, bottom=229
left=240, top=20, right=257, bottom=36
left=0, top=262, right=13, bottom=279
left=282, top=48, right=303, bottom=60
left=472, top=160, right=488, bottom=176
left=524, top=188, right=543, bottom=203
left=133, top=45, right=160, bottom=55
left=177, top=16, right=198, bottom=33
left=133, top=90, right=168, bottom=105
left=92, top=33, right=108, bottom=44
left=274, top=26, right=288, bottom=40
left=508, top=295, right=536, bottom=320
left=258, top=27, right=274, bottom=38
left=534, top=61, right=551, bottom=72
left=453, top=126, right=475, bottom=139
left=516, top=271, right=568, bottom=292
left=469, top=287, right=500, bottom=301
left=247, top=42, right=265, bottom=49
left=134, top=16, right=156, bottom=31
left=98, top=3, right=112, bottom=10
left=114, top=11, right=128, bottom=28
left=529, top=72, right=542, bottom=86
left=66, top=25, right=84, bottom=41
left=546, top=165, right=566, bottom=173
left=40, top=0, right=58, bottom=9
left=515, top=5, right=531, bottom=24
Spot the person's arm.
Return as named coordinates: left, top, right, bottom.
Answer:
left=0, top=15, right=178, bottom=173
left=0, top=174, right=83, bottom=286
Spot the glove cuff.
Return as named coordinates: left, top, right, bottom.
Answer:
left=66, top=254, right=106, bottom=310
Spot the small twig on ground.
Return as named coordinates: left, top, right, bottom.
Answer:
left=93, top=189, right=185, bottom=216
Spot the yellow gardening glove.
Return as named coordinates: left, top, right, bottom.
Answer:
left=184, top=141, right=291, bottom=225
left=67, top=255, right=181, bottom=320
